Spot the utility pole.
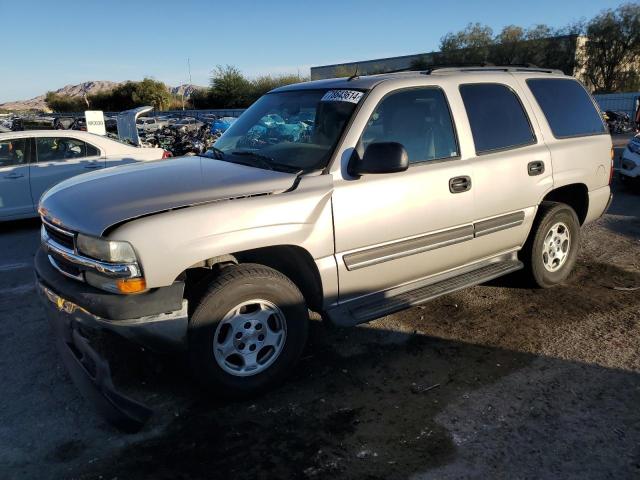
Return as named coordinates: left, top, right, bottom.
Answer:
left=182, top=58, right=193, bottom=111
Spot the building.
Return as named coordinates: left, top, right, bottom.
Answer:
left=311, top=35, right=582, bottom=80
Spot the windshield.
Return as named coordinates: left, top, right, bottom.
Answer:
left=212, top=89, right=363, bottom=172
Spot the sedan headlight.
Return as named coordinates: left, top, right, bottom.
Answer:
left=77, top=234, right=137, bottom=263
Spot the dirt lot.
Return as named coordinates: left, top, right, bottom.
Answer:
left=1, top=161, right=639, bottom=479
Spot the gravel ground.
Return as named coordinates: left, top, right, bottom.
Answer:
left=0, top=148, right=638, bottom=479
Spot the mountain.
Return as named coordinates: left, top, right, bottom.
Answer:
left=170, top=84, right=207, bottom=98
left=0, top=81, right=206, bottom=111
left=0, top=81, right=121, bottom=112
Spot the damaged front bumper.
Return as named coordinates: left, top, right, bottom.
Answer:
left=35, top=248, right=189, bottom=432
left=40, top=283, right=152, bottom=432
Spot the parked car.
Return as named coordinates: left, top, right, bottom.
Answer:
left=20, top=116, right=57, bottom=130
left=105, top=117, right=118, bottom=134
left=620, top=134, right=640, bottom=185
left=70, top=117, right=87, bottom=131
left=35, top=67, right=613, bottom=431
left=0, top=130, right=167, bottom=220
left=136, top=117, right=168, bottom=133
left=53, top=116, right=76, bottom=130
left=173, top=117, right=204, bottom=132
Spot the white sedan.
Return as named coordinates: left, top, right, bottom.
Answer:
left=0, top=130, right=168, bottom=221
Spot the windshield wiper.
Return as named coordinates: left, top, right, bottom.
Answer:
left=231, top=150, right=302, bottom=174
left=206, top=146, right=225, bottom=160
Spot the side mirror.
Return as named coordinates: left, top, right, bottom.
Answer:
left=349, top=142, right=409, bottom=176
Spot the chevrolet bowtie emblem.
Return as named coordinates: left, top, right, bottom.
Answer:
left=56, top=297, right=64, bottom=311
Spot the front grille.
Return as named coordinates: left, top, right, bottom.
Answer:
left=49, top=252, right=83, bottom=279
left=44, top=223, right=75, bottom=251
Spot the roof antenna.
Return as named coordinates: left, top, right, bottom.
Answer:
left=347, top=65, right=359, bottom=81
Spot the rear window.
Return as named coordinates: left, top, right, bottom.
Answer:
left=526, top=79, right=606, bottom=138
left=460, top=83, right=535, bottom=154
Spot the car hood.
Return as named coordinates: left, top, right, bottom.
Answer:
left=39, top=156, right=298, bottom=236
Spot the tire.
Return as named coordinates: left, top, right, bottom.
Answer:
left=520, top=202, right=581, bottom=288
left=188, top=263, right=308, bottom=398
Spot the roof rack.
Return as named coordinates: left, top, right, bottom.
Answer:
left=368, top=63, right=564, bottom=77
left=425, top=65, right=564, bottom=75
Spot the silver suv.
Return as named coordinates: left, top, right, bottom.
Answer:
left=35, top=67, right=613, bottom=430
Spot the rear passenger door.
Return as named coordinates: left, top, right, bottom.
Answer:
left=459, top=81, right=553, bottom=260
left=29, top=137, right=105, bottom=205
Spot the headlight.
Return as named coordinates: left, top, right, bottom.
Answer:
left=77, top=234, right=137, bottom=263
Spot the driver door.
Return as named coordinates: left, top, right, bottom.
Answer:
left=332, top=86, right=476, bottom=301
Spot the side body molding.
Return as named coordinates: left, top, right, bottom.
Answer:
left=342, top=211, right=526, bottom=270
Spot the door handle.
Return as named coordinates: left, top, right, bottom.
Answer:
left=3, top=173, right=24, bottom=179
left=528, top=161, right=545, bottom=176
left=449, top=176, right=472, bottom=193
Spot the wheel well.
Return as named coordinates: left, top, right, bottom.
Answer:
left=542, top=184, right=589, bottom=224
left=183, top=245, right=324, bottom=312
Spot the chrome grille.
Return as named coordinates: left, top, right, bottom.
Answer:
left=42, top=220, right=75, bottom=251
left=40, top=216, right=142, bottom=283
left=48, top=253, right=83, bottom=280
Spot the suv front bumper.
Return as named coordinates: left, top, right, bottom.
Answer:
left=35, top=247, right=188, bottom=431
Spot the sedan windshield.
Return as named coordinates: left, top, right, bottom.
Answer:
left=212, top=89, right=363, bottom=172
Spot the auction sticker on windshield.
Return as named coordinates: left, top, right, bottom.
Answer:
left=321, top=90, right=364, bottom=103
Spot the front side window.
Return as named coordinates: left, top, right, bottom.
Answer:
left=0, top=138, right=28, bottom=167
left=360, top=87, right=458, bottom=163
left=214, top=89, right=361, bottom=172
left=36, top=137, right=88, bottom=161
left=460, top=83, right=535, bottom=154
left=526, top=78, right=606, bottom=138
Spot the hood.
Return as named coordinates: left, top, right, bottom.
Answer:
left=39, top=156, right=298, bottom=236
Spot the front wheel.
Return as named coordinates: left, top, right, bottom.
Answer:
left=521, top=202, right=581, bottom=288
left=188, top=263, right=309, bottom=398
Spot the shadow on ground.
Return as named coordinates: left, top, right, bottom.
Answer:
left=72, top=260, right=640, bottom=480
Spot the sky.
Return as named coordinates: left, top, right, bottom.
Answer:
left=0, top=0, right=623, bottom=103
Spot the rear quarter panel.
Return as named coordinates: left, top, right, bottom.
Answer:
left=513, top=74, right=612, bottom=193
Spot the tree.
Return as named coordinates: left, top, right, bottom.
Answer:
left=409, top=55, right=431, bottom=71
left=439, top=22, right=494, bottom=64
left=189, top=88, right=215, bottom=109
left=249, top=73, right=307, bottom=103
left=44, top=92, right=86, bottom=112
left=131, top=78, right=171, bottom=110
left=201, top=67, right=309, bottom=108
left=491, top=25, right=526, bottom=65
left=209, top=65, right=253, bottom=108
left=584, top=3, right=640, bottom=93
left=435, top=21, right=582, bottom=75
left=89, top=78, right=171, bottom=111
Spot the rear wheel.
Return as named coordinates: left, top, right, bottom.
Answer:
left=188, top=263, right=308, bottom=397
left=521, top=202, right=580, bottom=288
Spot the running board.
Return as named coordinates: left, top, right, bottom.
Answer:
left=327, top=259, right=523, bottom=327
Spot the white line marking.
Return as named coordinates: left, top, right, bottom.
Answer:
left=0, top=262, right=31, bottom=272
